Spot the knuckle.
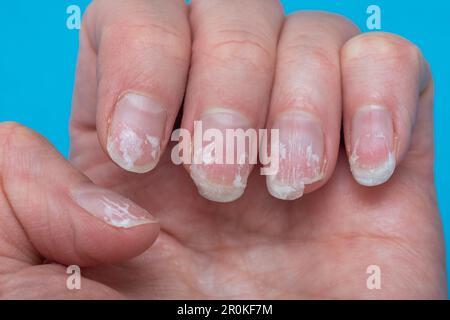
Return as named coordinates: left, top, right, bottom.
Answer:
left=280, top=12, right=359, bottom=72
left=193, top=28, right=275, bottom=73
left=101, top=20, right=190, bottom=63
left=343, top=32, right=421, bottom=67
left=280, top=40, right=339, bottom=71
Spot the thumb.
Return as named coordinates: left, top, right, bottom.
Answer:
left=0, top=122, right=160, bottom=267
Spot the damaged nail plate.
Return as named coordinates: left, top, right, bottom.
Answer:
left=190, top=108, right=252, bottom=203
left=73, top=186, right=158, bottom=228
left=266, top=111, right=325, bottom=201
left=107, top=92, right=167, bottom=173
left=190, top=163, right=249, bottom=203
left=350, top=105, right=396, bottom=187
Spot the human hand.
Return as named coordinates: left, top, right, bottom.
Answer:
left=0, top=0, right=446, bottom=299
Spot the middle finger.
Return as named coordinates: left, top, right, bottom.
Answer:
left=182, top=0, right=284, bottom=202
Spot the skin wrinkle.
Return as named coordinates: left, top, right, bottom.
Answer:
left=0, top=264, right=124, bottom=299
left=98, top=144, right=442, bottom=298
left=101, top=23, right=191, bottom=64
left=168, top=227, right=415, bottom=257
left=0, top=126, right=42, bottom=266
left=156, top=178, right=302, bottom=242
left=147, top=172, right=440, bottom=298
left=0, top=197, right=39, bottom=266
left=155, top=190, right=418, bottom=260
left=0, top=257, right=31, bottom=276
left=194, top=48, right=274, bottom=75
left=281, top=42, right=340, bottom=71
left=157, top=232, right=421, bottom=298
left=68, top=205, right=106, bottom=267
left=193, top=24, right=278, bottom=73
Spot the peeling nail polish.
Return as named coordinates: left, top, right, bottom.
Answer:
left=73, top=186, right=157, bottom=228
left=107, top=92, right=166, bottom=173
left=266, top=111, right=325, bottom=200
left=190, top=108, right=252, bottom=203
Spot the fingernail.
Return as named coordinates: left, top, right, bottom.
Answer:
left=350, top=105, right=396, bottom=186
left=190, top=108, right=252, bottom=203
left=72, top=185, right=157, bottom=228
left=266, top=111, right=325, bottom=200
left=107, top=92, right=167, bottom=173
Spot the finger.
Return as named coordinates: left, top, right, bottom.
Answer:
left=0, top=122, right=160, bottom=267
left=265, top=12, right=359, bottom=200
left=182, top=0, right=284, bottom=202
left=72, top=0, right=191, bottom=173
left=341, top=32, right=430, bottom=186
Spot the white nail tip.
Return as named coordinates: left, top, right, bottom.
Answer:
left=266, top=176, right=305, bottom=201
left=190, top=165, right=246, bottom=203
left=266, top=170, right=324, bottom=201
left=350, top=151, right=396, bottom=187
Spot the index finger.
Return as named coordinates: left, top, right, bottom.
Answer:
left=71, top=0, right=191, bottom=173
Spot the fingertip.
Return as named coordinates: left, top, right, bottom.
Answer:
left=341, top=33, right=429, bottom=187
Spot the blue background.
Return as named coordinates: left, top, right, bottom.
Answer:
left=1, top=1, right=449, bottom=293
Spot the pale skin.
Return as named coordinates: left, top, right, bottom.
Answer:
left=0, top=0, right=446, bottom=299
